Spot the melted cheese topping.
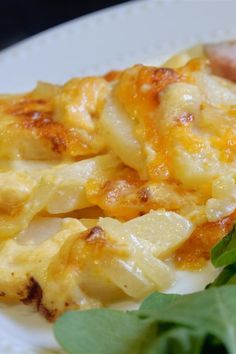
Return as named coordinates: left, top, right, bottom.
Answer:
left=0, top=50, right=235, bottom=320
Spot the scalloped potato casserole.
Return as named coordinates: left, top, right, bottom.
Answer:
left=0, top=41, right=235, bottom=321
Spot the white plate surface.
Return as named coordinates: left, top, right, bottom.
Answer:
left=0, top=0, right=235, bottom=352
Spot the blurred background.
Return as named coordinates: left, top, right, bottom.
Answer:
left=0, top=0, right=132, bottom=50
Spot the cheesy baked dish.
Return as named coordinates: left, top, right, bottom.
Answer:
left=0, top=40, right=235, bottom=321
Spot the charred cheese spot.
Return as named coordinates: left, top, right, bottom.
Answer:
left=82, top=226, right=106, bottom=243
left=176, top=112, right=194, bottom=126
left=21, top=277, right=56, bottom=321
left=21, top=277, right=42, bottom=308
left=137, top=187, right=150, bottom=203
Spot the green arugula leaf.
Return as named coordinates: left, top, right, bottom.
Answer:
left=54, top=286, right=236, bottom=354
left=141, top=286, right=236, bottom=354
left=207, top=264, right=236, bottom=288
left=144, top=327, right=204, bottom=354
left=211, top=225, right=236, bottom=267
left=140, top=292, right=181, bottom=312
left=54, top=309, right=155, bottom=354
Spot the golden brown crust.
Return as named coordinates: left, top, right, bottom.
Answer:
left=0, top=78, right=109, bottom=159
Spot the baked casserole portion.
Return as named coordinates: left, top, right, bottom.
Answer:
left=0, top=41, right=235, bottom=320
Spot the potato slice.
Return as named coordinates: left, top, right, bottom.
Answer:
left=99, top=216, right=174, bottom=293
left=102, top=258, right=157, bottom=298
left=100, top=97, right=146, bottom=177
left=47, top=154, right=120, bottom=213
left=193, top=71, right=236, bottom=105
left=99, top=210, right=193, bottom=259
left=0, top=154, right=120, bottom=239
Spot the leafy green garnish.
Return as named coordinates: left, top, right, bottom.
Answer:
left=207, top=264, right=236, bottom=288
left=140, top=292, right=181, bottom=311
left=146, top=327, right=205, bottom=354
left=143, top=286, right=236, bottom=353
left=207, top=225, right=236, bottom=288
left=211, top=225, right=236, bottom=267
left=54, top=309, right=155, bottom=354
left=54, top=286, right=236, bottom=354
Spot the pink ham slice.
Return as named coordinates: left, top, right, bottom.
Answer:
left=204, top=40, right=236, bottom=82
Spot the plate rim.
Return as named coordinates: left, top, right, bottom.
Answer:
left=0, top=0, right=153, bottom=59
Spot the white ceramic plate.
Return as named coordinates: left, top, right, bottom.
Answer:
left=0, top=0, right=236, bottom=352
